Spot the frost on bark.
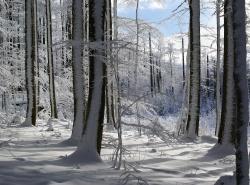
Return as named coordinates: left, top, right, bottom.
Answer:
left=218, top=0, right=235, bottom=146
left=232, top=0, right=249, bottom=183
left=69, top=0, right=86, bottom=143
left=46, top=0, right=58, bottom=119
left=185, top=0, right=201, bottom=138
left=67, top=0, right=106, bottom=162
left=23, top=0, right=37, bottom=126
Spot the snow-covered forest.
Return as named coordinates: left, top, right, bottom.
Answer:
left=0, top=0, right=249, bottom=184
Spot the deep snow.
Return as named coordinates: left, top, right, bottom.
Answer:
left=0, top=116, right=247, bottom=185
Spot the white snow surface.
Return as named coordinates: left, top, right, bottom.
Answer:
left=0, top=118, right=248, bottom=185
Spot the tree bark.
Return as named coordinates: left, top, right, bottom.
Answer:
left=24, top=0, right=37, bottom=126
left=186, top=0, right=201, bottom=138
left=69, top=0, right=86, bottom=143
left=218, top=0, right=235, bottom=145
left=232, top=0, right=249, bottom=183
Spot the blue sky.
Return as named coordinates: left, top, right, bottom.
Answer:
left=117, top=0, right=215, bottom=37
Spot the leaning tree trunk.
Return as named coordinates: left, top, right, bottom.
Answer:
left=232, top=0, right=249, bottom=183
left=186, top=0, right=201, bottom=138
left=218, top=0, right=235, bottom=146
left=46, top=0, right=58, bottom=119
left=23, top=0, right=37, bottom=126
left=69, top=0, right=86, bottom=143
left=68, top=0, right=106, bottom=162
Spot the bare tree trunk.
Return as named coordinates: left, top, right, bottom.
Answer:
left=215, top=0, right=222, bottom=136
left=46, top=0, right=58, bottom=119
left=112, top=0, right=123, bottom=169
left=149, top=32, right=154, bottom=96
left=134, top=0, right=141, bottom=135
left=186, top=0, right=201, bottom=138
left=85, top=0, right=106, bottom=154
left=206, top=55, right=210, bottom=98
left=218, top=0, right=235, bottom=146
left=182, top=38, right=185, bottom=87
left=70, top=0, right=86, bottom=143
left=60, top=0, right=66, bottom=75
left=177, top=31, right=190, bottom=136
left=23, top=0, right=37, bottom=126
left=232, top=0, right=249, bottom=183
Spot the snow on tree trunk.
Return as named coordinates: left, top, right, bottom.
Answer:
left=69, top=0, right=86, bottom=143
left=67, top=0, right=106, bottom=163
left=23, top=0, right=37, bottom=127
left=46, top=0, right=58, bottom=119
left=232, top=0, right=249, bottom=183
left=218, top=0, right=235, bottom=146
left=186, top=0, right=201, bottom=138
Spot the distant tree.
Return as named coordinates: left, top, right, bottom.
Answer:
left=149, top=32, right=154, bottom=96
left=182, top=38, right=185, bottom=87
left=167, top=42, right=175, bottom=94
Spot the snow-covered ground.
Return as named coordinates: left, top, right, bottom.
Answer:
left=0, top=116, right=245, bottom=185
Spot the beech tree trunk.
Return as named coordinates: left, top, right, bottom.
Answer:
left=70, top=0, right=86, bottom=143
left=218, top=0, right=235, bottom=146
left=186, top=0, right=201, bottom=138
left=24, top=0, right=37, bottom=126
left=72, top=0, right=106, bottom=159
left=232, top=0, right=249, bottom=183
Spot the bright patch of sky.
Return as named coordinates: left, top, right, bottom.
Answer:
left=118, top=0, right=216, bottom=37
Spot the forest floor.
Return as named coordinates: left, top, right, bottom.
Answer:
left=0, top=117, right=247, bottom=185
